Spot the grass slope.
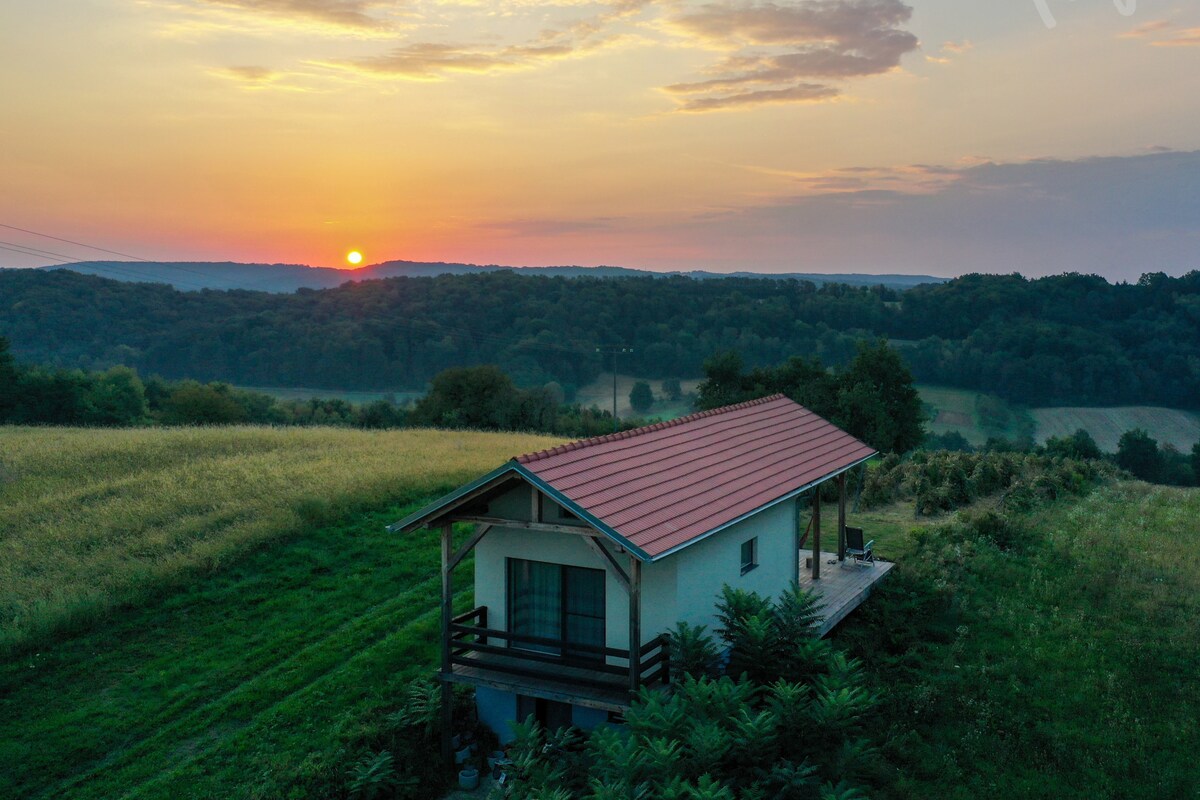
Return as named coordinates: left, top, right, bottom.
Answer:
left=0, top=427, right=562, bottom=655
left=841, top=482, right=1200, bottom=799
left=0, top=505, right=460, bottom=799
left=1032, top=406, right=1200, bottom=453
left=918, top=385, right=1034, bottom=446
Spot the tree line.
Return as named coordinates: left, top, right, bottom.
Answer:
left=0, top=335, right=633, bottom=437
left=2, top=333, right=927, bottom=455
left=4, top=268, right=1200, bottom=408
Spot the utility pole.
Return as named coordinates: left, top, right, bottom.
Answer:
left=595, top=345, right=633, bottom=432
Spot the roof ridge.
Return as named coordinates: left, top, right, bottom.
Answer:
left=515, top=393, right=790, bottom=464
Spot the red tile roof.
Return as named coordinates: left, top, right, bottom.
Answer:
left=517, top=394, right=876, bottom=558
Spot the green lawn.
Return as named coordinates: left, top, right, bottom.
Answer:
left=0, top=502, right=478, bottom=800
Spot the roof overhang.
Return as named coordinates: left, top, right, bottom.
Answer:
left=647, top=451, right=877, bottom=561
left=387, top=460, right=655, bottom=562
left=388, top=451, right=876, bottom=564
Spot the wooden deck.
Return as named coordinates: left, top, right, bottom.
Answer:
left=444, top=650, right=639, bottom=712
left=798, top=553, right=894, bottom=637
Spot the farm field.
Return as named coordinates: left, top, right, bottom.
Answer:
left=0, top=426, right=561, bottom=656
left=574, top=373, right=702, bottom=420
left=236, top=385, right=424, bottom=405
left=917, top=385, right=1034, bottom=446
left=1032, top=406, right=1200, bottom=453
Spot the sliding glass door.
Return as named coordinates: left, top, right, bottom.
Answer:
left=507, top=558, right=605, bottom=663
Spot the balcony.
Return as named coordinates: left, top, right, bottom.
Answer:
left=442, top=606, right=670, bottom=712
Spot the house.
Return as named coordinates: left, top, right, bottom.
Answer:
left=389, top=394, right=890, bottom=752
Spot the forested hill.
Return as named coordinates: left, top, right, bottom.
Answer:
left=39, top=260, right=944, bottom=293
left=2, top=269, right=1199, bottom=408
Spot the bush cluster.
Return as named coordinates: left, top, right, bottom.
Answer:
left=498, top=584, right=883, bottom=799
left=861, top=450, right=1115, bottom=516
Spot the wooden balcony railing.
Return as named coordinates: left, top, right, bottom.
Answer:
left=447, top=606, right=670, bottom=692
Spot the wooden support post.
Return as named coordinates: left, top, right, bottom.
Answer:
left=837, top=473, right=847, bottom=562
left=530, top=486, right=541, bottom=522
left=794, top=496, right=802, bottom=585
left=628, top=556, right=642, bottom=696
left=439, top=523, right=453, bottom=765
left=812, top=487, right=821, bottom=580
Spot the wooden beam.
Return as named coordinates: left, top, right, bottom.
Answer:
left=415, top=472, right=520, bottom=531
left=439, top=523, right=453, bottom=764
left=531, top=486, right=541, bottom=522
left=583, top=537, right=630, bottom=591
left=628, top=556, right=642, bottom=695
left=837, top=473, right=847, bottom=563
left=446, top=515, right=605, bottom=537
left=812, top=488, right=821, bottom=580
left=794, top=496, right=802, bottom=585
left=447, top=524, right=492, bottom=573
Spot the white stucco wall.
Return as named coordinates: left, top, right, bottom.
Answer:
left=670, top=498, right=799, bottom=637
left=471, top=483, right=797, bottom=648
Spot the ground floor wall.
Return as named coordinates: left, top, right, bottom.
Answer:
left=475, top=687, right=610, bottom=744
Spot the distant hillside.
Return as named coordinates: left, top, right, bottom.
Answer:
left=3, top=268, right=1199, bottom=410
left=33, top=259, right=945, bottom=293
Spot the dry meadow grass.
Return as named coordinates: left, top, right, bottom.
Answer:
left=0, top=426, right=562, bottom=654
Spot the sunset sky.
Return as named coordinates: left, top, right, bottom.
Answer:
left=2, top=0, right=1199, bottom=279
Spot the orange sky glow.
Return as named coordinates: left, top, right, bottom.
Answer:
left=2, top=0, right=1199, bottom=279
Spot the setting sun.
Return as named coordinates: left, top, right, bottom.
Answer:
left=346, top=251, right=363, bottom=266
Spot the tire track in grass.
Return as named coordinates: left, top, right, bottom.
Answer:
left=36, top=575, right=452, bottom=800
left=118, top=595, right=461, bottom=800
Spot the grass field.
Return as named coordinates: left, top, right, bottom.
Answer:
left=574, top=373, right=701, bottom=420
left=840, top=482, right=1200, bottom=799
left=0, top=426, right=563, bottom=799
left=0, top=426, right=561, bottom=656
left=236, top=386, right=424, bottom=405
left=3, top=427, right=1198, bottom=798
left=1032, top=406, right=1200, bottom=453
left=917, top=385, right=1035, bottom=446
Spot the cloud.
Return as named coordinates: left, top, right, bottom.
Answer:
left=215, top=65, right=282, bottom=83
left=323, top=38, right=603, bottom=79
left=676, top=82, right=838, bottom=111
left=197, top=0, right=386, bottom=30
left=926, top=39, right=972, bottom=64
left=1119, top=19, right=1200, bottom=47
left=666, top=150, right=1200, bottom=278
left=317, top=0, right=647, bottom=80
left=662, top=0, right=918, bottom=111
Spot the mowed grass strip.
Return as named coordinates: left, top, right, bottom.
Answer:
left=0, top=426, right=562, bottom=654
left=0, top=503, right=478, bottom=799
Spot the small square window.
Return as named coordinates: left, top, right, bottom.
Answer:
left=740, top=537, right=758, bottom=575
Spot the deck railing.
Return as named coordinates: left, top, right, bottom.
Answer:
left=448, top=606, right=670, bottom=691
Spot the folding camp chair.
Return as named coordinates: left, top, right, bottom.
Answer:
left=843, top=526, right=875, bottom=568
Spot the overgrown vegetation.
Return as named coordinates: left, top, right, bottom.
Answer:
left=860, top=450, right=1116, bottom=516
left=837, top=482, right=1200, bottom=799
left=500, top=585, right=883, bottom=799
